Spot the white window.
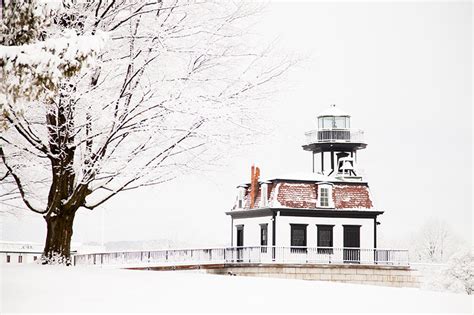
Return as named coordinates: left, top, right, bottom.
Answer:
left=334, top=116, right=347, bottom=129
left=261, top=183, right=268, bottom=207
left=237, top=186, right=246, bottom=209
left=322, top=117, right=333, bottom=129
left=318, top=184, right=334, bottom=208
left=320, top=188, right=329, bottom=206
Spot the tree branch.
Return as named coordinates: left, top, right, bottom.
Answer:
left=0, top=147, right=46, bottom=214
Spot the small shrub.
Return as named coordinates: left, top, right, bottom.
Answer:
left=442, top=250, right=473, bottom=295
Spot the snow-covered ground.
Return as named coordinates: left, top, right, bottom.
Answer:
left=1, top=264, right=472, bottom=313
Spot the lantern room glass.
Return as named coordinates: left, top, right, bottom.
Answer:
left=318, top=116, right=350, bottom=130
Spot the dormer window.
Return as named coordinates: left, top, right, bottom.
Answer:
left=318, top=183, right=334, bottom=208
left=237, top=186, right=246, bottom=209
left=261, top=183, right=269, bottom=207
left=320, top=188, right=329, bottom=206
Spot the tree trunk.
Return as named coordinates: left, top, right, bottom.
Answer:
left=41, top=82, right=81, bottom=265
left=42, top=211, right=76, bottom=265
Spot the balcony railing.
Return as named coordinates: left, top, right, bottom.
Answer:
left=305, top=129, right=364, bottom=144
left=73, top=246, right=409, bottom=267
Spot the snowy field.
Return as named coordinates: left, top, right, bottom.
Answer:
left=1, top=264, right=472, bottom=313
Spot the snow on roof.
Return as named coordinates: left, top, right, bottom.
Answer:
left=0, top=240, right=85, bottom=252
left=317, top=105, right=350, bottom=117
left=264, top=172, right=332, bottom=182
left=234, top=171, right=374, bottom=210
left=238, top=171, right=364, bottom=186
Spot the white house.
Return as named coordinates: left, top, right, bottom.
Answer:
left=0, top=241, right=44, bottom=264
left=0, top=241, right=105, bottom=264
left=226, top=105, right=383, bottom=262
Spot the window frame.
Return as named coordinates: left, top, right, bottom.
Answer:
left=260, top=224, right=268, bottom=246
left=260, top=223, right=268, bottom=253
left=317, top=225, right=334, bottom=254
left=261, top=183, right=268, bottom=207
left=290, top=224, right=308, bottom=253
left=237, top=186, right=246, bottom=209
left=317, top=183, right=334, bottom=208
left=334, top=116, right=346, bottom=129
left=322, top=117, right=334, bottom=129
left=320, top=187, right=329, bottom=207
left=235, top=225, right=244, bottom=247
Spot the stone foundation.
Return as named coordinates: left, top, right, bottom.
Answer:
left=206, top=263, right=420, bottom=287
left=132, top=263, right=421, bottom=288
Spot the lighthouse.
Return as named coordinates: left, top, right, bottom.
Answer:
left=226, top=105, right=383, bottom=263
left=303, top=104, right=366, bottom=179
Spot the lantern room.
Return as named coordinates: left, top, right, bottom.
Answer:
left=317, top=105, right=351, bottom=130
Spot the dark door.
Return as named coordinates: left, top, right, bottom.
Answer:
left=236, top=226, right=244, bottom=246
left=343, top=225, right=360, bottom=263
left=236, top=226, right=244, bottom=261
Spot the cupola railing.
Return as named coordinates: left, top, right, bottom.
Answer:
left=305, top=129, right=364, bottom=144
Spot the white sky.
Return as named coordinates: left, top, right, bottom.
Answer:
left=1, top=1, right=472, bottom=248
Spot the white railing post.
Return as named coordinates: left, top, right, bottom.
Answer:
left=305, top=129, right=364, bottom=144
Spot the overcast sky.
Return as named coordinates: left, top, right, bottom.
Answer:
left=2, top=1, right=472, bottom=248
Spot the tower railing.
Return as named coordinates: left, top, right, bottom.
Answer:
left=305, top=129, right=364, bottom=144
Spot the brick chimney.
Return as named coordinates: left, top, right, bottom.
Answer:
left=250, top=165, right=260, bottom=209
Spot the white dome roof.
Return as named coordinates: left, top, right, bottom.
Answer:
left=317, top=105, right=350, bottom=117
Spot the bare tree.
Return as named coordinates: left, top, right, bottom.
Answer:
left=410, top=218, right=458, bottom=263
left=0, top=0, right=293, bottom=264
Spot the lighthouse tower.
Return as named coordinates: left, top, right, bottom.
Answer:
left=302, top=104, right=366, bottom=180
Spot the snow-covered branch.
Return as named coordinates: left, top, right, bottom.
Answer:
left=0, top=147, right=46, bottom=214
left=0, top=0, right=294, bottom=262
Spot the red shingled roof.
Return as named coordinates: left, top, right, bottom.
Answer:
left=332, top=185, right=373, bottom=209
left=235, top=181, right=373, bottom=210
left=276, top=182, right=317, bottom=209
